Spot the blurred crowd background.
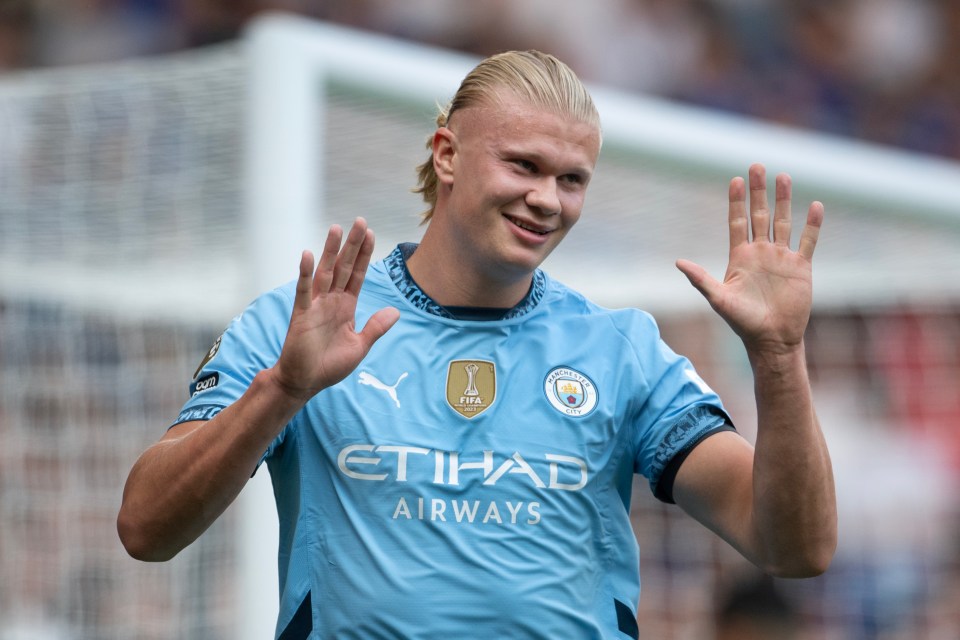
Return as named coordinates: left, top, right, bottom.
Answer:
left=2, top=0, right=960, bottom=161
left=2, top=2, right=959, bottom=639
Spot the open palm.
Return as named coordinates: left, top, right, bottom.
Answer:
left=676, top=164, right=824, bottom=355
left=272, top=218, right=400, bottom=403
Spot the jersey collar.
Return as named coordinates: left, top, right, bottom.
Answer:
left=384, top=243, right=545, bottom=320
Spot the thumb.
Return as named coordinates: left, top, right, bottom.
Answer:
left=676, top=259, right=721, bottom=304
left=358, top=306, right=400, bottom=349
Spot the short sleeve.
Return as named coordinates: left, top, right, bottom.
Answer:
left=619, top=311, right=734, bottom=499
left=172, top=285, right=293, bottom=435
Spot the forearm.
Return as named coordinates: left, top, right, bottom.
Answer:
left=748, top=343, right=837, bottom=576
left=117, top=368, right=306, bottom=561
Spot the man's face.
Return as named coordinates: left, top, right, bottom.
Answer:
left=435, top=94, right=601, bottom=284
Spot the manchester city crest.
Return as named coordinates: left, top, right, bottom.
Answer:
left=544, top=366, right=598, bottom=417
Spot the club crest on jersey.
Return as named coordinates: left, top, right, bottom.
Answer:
left=446, top=360, right=496, bottom=419
left=544, top=366, right=598, bottom=417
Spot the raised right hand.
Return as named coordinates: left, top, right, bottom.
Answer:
left=270, top=217, right=400, bottom=404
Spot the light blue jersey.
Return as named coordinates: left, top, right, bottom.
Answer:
left=176, top=244, right=732, bottom=639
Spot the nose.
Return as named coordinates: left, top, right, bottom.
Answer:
left=526, top=177, right=561, bottom=216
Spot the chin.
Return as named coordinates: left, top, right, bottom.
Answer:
left=501, top=248, right=551, bottom=276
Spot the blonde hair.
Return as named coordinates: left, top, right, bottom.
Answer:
left=413, top=50, right=600, bottom=222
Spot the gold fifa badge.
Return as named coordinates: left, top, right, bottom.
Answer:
left=446, top=360, right=496, bottom=419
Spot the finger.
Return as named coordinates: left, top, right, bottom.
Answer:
left=676, top=259, right=722, bottom=307
left=294, top=250, right=315, bottom=310
left=798, top=201, right=824, bottom=260
left=773, top=172, right=792, bottom=248
left=748, top=163, right=770, bottom=242
left=314, top=224, right=343, bottom=293
left=728, top=176, right=748, bottom=251
left=332, top=218, right=368, bottom=291
left=345, top=227, right=376, bottom=295
left=358, top=306, right=401, bottom=349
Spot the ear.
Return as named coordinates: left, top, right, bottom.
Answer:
left=432, top=127, right=456, bottom=186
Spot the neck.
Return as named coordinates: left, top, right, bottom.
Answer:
left=405, top=235, right=534, bottom=309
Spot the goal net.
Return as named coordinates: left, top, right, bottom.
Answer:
left=1, top=13, right=958, bottom=640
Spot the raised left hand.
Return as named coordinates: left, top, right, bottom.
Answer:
left=676, top=163, right=824, bottom=356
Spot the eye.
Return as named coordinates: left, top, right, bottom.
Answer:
left=513, top=159, right=537, bottom=173
left=559, top=173, right=585, bottom=186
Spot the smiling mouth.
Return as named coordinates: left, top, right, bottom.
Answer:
left=505, top=214, right=549, bottom=235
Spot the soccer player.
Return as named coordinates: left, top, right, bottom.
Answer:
left=118, top=50, right=837, bottom=638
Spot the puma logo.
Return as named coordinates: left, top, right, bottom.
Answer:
left=358, top=371, right=408, bottom=408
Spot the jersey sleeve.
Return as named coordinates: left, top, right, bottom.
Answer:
left=618, top=310, right=734, bottom=503
left=171, top=285, right=294, bottom=448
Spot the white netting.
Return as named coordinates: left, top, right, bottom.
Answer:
left=0, top=44, right=246, bottom=324
left=0, top=45, right=247, bottom=640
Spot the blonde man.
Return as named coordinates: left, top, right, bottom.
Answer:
left=119, top=50, right=836, bottom=639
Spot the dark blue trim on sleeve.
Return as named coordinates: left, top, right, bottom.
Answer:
left=169, top=404, right=224, bottom=428
left=651, top=405, right=735, bottom=504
